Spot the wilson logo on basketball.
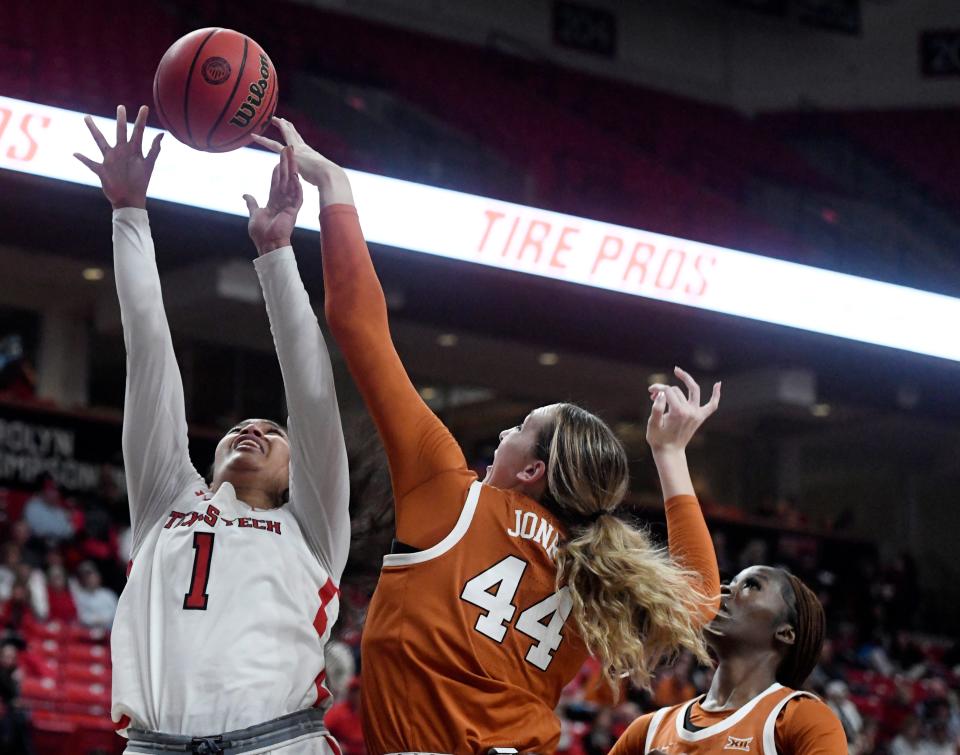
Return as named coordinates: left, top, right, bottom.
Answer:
left=229, top=53, right=271, bottom=128
left=201, top=56, right=232, bottom=85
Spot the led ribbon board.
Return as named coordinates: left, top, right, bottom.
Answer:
left=1, top=94, right=958, bottom=361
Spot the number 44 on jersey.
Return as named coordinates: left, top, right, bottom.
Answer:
left=461, top=556, right=573, bottom=671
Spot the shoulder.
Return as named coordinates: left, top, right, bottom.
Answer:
left=610, top=711, right=656, bottom=755
left=775, top=694, right=846, bottom=752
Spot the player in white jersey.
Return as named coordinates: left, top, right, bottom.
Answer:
left=75, top=106, right=349, bottom=754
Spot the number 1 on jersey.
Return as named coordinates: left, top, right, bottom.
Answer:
left=183, top=532, right=215, bottom=610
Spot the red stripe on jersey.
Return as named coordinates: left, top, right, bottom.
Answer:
left=125, top=560, right=133, bottom=579
left=312, top=578, right=339, bottom=638
left=311, top=579, right=339, bottom=709
left=325, top=734, right=344, bottom=755
left=116, top=714, right=131, bottom=732
left=313, top=669, right=331, bottom=708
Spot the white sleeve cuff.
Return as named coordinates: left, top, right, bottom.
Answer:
left=252, top=246, right=295, bottom=270
left=111, top=207, right=149, bottom=221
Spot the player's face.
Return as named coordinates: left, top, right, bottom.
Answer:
left=483, top=405, right=557, bottom=490
left=213, top=419, right=290, bottom=494
left=705, top=565, right=793, bottom=650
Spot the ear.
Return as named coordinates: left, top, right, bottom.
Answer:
left=516, top=458, right=547, bottom=485
left=774, top=623, right=796, bottom=648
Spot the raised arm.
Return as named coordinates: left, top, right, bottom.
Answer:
left=253, top=121, right=474, bottom=541
left=244, top=149, right=350, bottom=579
left=646, top=367, right=722, bottom=615
left=76, top=106, right=204, bottom=557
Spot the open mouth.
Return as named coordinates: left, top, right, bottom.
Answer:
left=233, top=436, right=265, bottom=454
left=712, top=599, right=731, bottom=620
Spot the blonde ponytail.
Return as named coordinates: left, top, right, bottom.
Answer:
left=538, top=404, right=712, bottom=690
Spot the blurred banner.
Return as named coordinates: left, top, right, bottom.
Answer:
left=1, top=94, right=959, bottom=361
left=0, top=402, right=217, bottom=493
left=0, top=403, right=121, bottom=492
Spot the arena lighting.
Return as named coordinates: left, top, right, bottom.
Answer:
left=2, top=94, right=960, bottom=362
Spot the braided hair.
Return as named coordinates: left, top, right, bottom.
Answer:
left=775, top=571, right=825, bottom=689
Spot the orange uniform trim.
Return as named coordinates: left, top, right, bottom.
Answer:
left=610, top=692, right=847, bottom=755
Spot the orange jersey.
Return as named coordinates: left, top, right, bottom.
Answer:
left=610, top=684, right=847, bottom=755
left=320, top=205, right=720, bottom=755
left=364, top=482, right=588, bottom=752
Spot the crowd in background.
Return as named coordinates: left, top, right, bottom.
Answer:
left=0, top=467, right=956, bottom=754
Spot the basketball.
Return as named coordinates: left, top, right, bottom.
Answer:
left=153, top=28, right=278, bottom=153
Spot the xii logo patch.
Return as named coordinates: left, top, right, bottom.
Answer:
left=723, top=736, right=753, bottom=752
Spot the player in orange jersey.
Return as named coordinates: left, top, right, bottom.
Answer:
left=609, top=566, right=846, bottom=755
left=255, top=120, right=721, bottom=755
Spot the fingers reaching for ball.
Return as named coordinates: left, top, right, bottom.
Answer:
left=74, top=105, right=163, bottom=210
left=244, top=147, right=303, bottom=256
left=250, top=133, right=284, bottom=153
left=250, top=118, right=353, bottom=207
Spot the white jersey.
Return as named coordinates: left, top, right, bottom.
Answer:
left=109, top=209, right=350, bottom=743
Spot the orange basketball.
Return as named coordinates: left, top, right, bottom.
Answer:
left=153, top=28, right=278, bottom=153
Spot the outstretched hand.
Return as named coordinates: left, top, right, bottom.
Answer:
left=646, top=366, right=721, bottom=453
left=252, top=117, right=354, bottom=207
left=74, top=105, right=162, bottom=210
left=243, top=146, right=303, bottom=256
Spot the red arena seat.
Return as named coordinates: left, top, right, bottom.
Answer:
left=62, top=680, right=112, bottom=708
left=65, top=642, right=111, bottom=664
left=19, top=676, right=61, bottom=707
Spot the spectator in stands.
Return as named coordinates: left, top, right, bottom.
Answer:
left=888, top=630, right=927, bottom=678
left=22, top=476, right=74, bottom=544
left=825, top=680, right=864, bottom=754
left=75, top=489, right=123, bottom=593
left=14, top=563, right=46, bottom=621
left=325, top=677, right=365, bottom=755
left=324, top=639, right=357, bottom=702
left=583, top=707, right=617, bottom=755
left=556, top=712, right=586, bottom=755
left=0, top=633, right=34, bottom=755
left=0, top=581, right=37, bottom=633
left=890, top=715, right=930, bottom=755
left=926, top=720, right=955, bottom=755
left=809, top=637, right=845, bottom=691
left=70, top=561, right=117, bottom=629
left=925, top=690, right=960, bottom=744
left=7, top=521, right=41, bottom=571
left=0, top=544, right=19, bottom=602
left=45, top=564, right=77, bottom=623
